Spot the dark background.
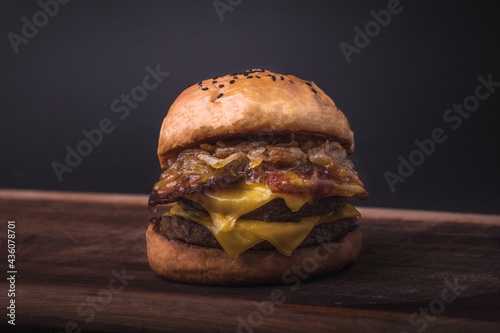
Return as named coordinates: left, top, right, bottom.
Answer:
left=1, top=0, right=499, bottom=214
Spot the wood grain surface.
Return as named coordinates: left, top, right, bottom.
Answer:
left=0, top=189, right=499, bottom=333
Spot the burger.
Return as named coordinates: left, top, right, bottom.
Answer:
left=146, top=69, right=369, bottom=285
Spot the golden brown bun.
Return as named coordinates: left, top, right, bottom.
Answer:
left=146, top=223, right=362, bottom=285
left=158, top=69, right=354, bottom=168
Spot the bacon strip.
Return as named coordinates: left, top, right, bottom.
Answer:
left=149, top=171, right=242, bottom=206
left=264, top=167, right=369, bottom=202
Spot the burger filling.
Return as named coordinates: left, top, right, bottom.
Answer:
left=149, top=137, right=368, bottom=258
left=150, top=215, right=359, bottom=257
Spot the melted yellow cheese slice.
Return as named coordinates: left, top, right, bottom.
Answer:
left=184, top=182, right=311, bottom=232
left=167, top=203, right=360, bottom=258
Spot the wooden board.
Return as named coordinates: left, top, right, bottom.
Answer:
left=0, top=189, right=499, bottom=332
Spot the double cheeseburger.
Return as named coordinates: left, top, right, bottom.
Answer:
left=147, top=69, right=369, bottom=285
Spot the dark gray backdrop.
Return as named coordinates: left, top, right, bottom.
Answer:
left=2, top=0, right=499, bottom=214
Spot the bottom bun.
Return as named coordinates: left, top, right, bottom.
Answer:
left=146, top=223, right=362, bottom=285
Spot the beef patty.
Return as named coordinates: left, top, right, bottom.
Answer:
left=179, top=195, right=350, bottom=222
left=150, top=214, right=357, bottom=250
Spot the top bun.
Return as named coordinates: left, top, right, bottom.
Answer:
left=158, top=69, right=354, bottom=168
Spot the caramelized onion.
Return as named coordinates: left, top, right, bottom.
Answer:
left=150, top=139, right=369, bottom=206
left=247, top=146, right=266, bottom=168
left=308, top=141, right=352, bottom=179
left=196, top=151, right=246, bottom=169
